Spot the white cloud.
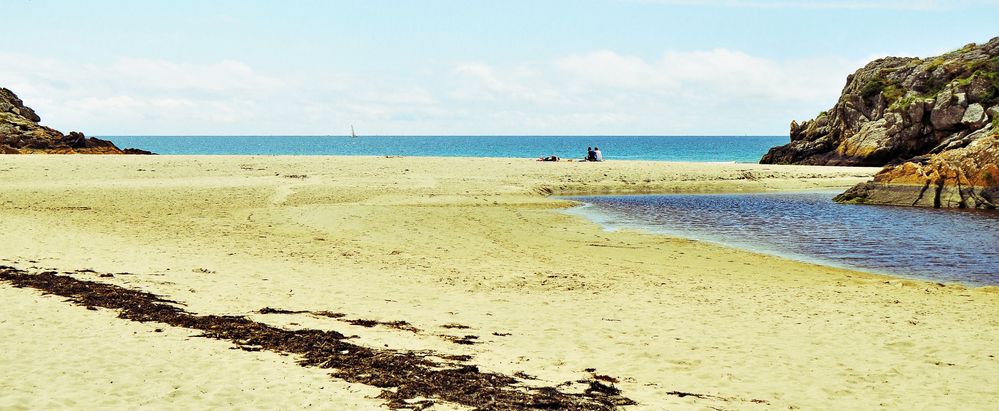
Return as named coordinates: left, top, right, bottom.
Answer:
left=107, top=58, right=283, bottom=94
left=0, top=48, right=870, bottom=135
left=449, top=63, right=562, bottom=104
left=445, top=49, right=863, bottom=133
left=0, top=53, right=444, bottom=134
left=0, top=53, right=288, bottom=131
left=450, top=49, right=860, bottom=105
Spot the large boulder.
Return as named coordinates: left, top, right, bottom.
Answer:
left=835, top=129, right=998, bottom=209
left=961, top=103, right=988, bottom=128
left=931, top=89, right=968, bottom=130
left=0, top=87, right=151, bottom=155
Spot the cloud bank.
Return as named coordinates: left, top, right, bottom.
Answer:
left=0, top=49, right=866, bottom=135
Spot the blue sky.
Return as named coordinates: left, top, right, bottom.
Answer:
left=3, top=0, right=997, bottom=135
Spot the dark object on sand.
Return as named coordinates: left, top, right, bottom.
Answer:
left=0, top=266, right=634, bottom=410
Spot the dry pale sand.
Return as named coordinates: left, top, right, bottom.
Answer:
left=1, top=155, right=997, bottom=410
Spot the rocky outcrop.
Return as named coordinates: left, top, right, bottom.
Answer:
left=761, top=37, right=999, bottom=167
left=834, top=129, right=998, bottom=209
left=0, top=88, right=40, bottom=122
left=0, top=87, right=149, bottom=154
left=760, top=37, right=999, bottom=209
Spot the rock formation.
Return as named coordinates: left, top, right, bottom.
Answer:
left=834, top=131, right=997, bottom=208
left=0, top=87, right=150, bottom=154
left=760, top=37, right=998, bottom=209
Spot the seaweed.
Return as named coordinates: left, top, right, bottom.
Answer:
left=0, top=266, right=633, bottom=410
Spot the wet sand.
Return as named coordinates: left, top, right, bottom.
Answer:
left=1, top=155, right=997, bottom=410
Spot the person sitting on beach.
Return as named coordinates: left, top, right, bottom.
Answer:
left=586, top=146, right=595, bottom=161
left=594, top=146, right=603, bottom=162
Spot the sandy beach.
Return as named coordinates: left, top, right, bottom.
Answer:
left=2, top=155, right=997, bottom=410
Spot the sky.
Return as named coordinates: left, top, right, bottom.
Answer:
left=2, top=0, right=997, bottom=135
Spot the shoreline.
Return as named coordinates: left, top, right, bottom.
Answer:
left=2, top=155, right=997, bottom=410
left=560, top=198, right=897, bottom=280
left=560, top=192, right=999, bottom=289
left=13, top=152, right=783, bottom=165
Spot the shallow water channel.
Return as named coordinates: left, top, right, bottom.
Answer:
left=565, top=191, right=999, bottom=286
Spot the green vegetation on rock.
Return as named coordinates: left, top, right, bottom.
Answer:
left=860, top=78, right=887, bottom=99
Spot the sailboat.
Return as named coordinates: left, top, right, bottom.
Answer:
left=351, top=125, right=358, bottom=138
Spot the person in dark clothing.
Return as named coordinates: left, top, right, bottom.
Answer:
left=586, top=146, right=595, bottom=161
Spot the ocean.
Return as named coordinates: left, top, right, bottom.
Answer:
left=105, top=135, right=785, bottom=162
left=566, top=192, right=999, bottom=286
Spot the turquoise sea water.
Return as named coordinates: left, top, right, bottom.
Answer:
left=566, top=192, right=999, bottom=286
left=106, top=135, right=785, bottom=162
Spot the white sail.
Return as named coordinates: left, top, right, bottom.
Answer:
left=351, top=125, right=357, bottom=138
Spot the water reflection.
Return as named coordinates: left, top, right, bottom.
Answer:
left=566, top=192, right=999, bottom=285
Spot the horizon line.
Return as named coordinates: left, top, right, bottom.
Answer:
left=97, top=134, right=788, bottom=138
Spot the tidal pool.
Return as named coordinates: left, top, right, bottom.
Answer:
left=566, top=191, right=999, bottom=286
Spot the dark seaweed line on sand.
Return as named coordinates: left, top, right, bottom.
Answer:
left=0, top=266, right=633, bottom=410
left=257, top=308, right=483, bottom=346
left=257, top=307, right=423, bottom=334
